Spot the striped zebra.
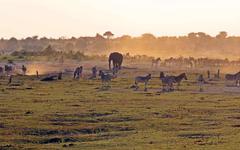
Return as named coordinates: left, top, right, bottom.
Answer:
left=225, top=71, right=240, bottom=87
left=99, top=70, right=115, bottom=88
left=134, top=74, right=151, bottom=91
left=160, top=72, right=176, bottom=92
left=167, top=73, right=188, bottom=89
left=225, top=72, right=240, bottom=80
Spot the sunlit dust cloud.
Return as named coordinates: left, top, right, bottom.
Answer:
left=26, top=63, right=60, bottom=75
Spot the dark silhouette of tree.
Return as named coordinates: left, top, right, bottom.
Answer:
left=197, top=32, right=209, bottom=38
left=188, top=32, right=197, bottom=39
left=119, top=35, right=132, bottom=40
left=216, top=31, right=228, bottom=39
left=141, top=33, right=156, bottom=40
left=71, top=37, right=77, bottom=40
left=32, top=36, right=38, bottom=40
left=103, top=31, right=114, bottom=39
left=40, top=37, right=48, bottom=41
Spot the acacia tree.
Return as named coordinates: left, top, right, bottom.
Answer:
left=216, top=31, right=228, bottom=39
left=103, top=31, right=114, bottom=39
left=141, top=33, right=156, bottom=40
left=103, top=31, right=114, bottom=51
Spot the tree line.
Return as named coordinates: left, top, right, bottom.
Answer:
left=0, top=31, right=240, bottom=59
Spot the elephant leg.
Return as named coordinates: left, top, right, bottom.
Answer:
left=112, top=62, right=116, bottom=70
left=109, top=59, right=112, bottom=70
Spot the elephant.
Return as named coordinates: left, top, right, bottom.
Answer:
left=108, top=52, right=123, bottom=70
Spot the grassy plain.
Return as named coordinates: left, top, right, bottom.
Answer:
left=0, top=66, right=240, bottom=150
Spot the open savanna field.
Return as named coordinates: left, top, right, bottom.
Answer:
left=1, top=61, right=240, bottom=150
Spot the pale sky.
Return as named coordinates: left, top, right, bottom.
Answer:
left=0, top=0, right=239, bottom=38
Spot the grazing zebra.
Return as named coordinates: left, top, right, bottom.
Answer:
left=225, top=71, right=240, bottom=86
left=73, top=66, right=83, bottom=79
left=152, top=58, right=161, bottom=68
left=135, top=74, right=151, bottom=91
left=225, top=72, right=240, bottom=80
left=99, top=70, right=114, bottom=88
left=160, top=72, right=175, bottom=92
left=89, top=66, right=97, bottom=79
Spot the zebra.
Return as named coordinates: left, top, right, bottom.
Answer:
left=73, top=66, right=83, bottom=79
left=160, top=72, right=175, bottom=92
left=99, top=70, right=114, bottom=88
left=225, top=71, right=240, bottom=87
left=167, top=73, right=188, bottom=90
left=225, top=72, right=240, bottom=80
left=73, top=67, right=80, bottom=79
left=134, top=74, right=151, bottom=91
left=5, top=65, right=13, bottom=76
left=89, top=66, right=97, bottom=79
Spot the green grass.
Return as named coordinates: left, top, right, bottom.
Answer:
left=0, top=74, right=240, bottom=150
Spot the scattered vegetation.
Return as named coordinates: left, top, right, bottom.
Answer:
left=0, top=69, right=240, bottom=149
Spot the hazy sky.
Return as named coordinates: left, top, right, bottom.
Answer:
left=0, top=0, right=239, bottom=38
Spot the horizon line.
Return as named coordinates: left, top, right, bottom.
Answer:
left=1, top=31, right=240, bottom=40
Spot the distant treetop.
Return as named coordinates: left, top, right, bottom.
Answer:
left=103, top=31, right=114, bottom=39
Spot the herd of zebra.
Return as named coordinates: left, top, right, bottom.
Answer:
left=135, top=71, right=240, bottom=92
left=150, top=57, right=240, bottom=68
left=0, top=64, right=27, bottom=76
left=1, top=51, right=240, bottom=92
left=134, top=72, right=187, bottom=92
left=134, top=71, right=240, bottom=92
left=0, top=63, right=240, bottom=92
